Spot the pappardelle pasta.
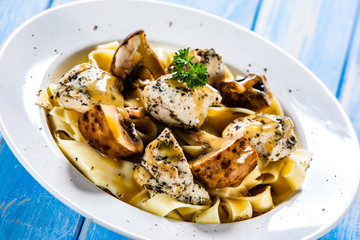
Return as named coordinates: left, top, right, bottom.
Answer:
left=37, top=30, right=312, bottom=223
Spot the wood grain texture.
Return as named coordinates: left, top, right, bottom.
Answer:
left=0, top=0, right=49, bottom=44
left=339, top=4, right=360, bottom=136
left=0, top=0, right=83, bottom=239
left=79, top=220, right=130, bottom=240
left=52, top=0, right=81, bottom=7
left=158, top=0, right=261, bottom=29
left=0, top=140, right=82, bottom=240
left=254, top=0, right=359, bottom=94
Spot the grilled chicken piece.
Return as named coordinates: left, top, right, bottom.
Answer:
left=190, top=137, right=258, bottom=188
left=133, top=128, right=210, bottom=204
left=143, top=74, right=222, bottom=129
left=217, top=74, right=273, bottom=111
left=223, top=114, right=296, bottom=161
left=78, top=104, right=143, bottom=158
left=189, top=48, right=226, bottom=87
left=110, top=29, right=166, bottom=89
left=52, top=63, right=124, bottom=113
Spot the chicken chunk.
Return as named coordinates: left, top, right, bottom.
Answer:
left=189, top=48, right=226, bottom=87
left=133, top=128, right=210, bottom=204
left=143, top=74, right=222, bottom=129
left=190, top=137, right=258, bottom=188
left=52, top=63, right=124, bottom=112
left=223, top=114, right=296, bottom=161
left=217, top=74, right=272, bottom=111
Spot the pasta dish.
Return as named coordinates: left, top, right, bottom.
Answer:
left=36, top=29, right=311, bottom=223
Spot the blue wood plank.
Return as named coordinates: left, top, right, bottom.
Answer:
left=254, top=0, right=359, bottom=94
left=79, top=220, right=130, bottom=240
left=0, top=0, right=49, bottom=44
left=0, top=140, right=82, bottom=239
left=52, top=0, right=80, bottom=6
left=0, top=0, right=83, bottom=239
left=157, top=0, right=261, bottom=29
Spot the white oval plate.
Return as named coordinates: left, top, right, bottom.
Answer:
left=0, top=0, right=359, bottom=239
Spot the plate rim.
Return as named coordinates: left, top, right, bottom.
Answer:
left=0, top=0, right=359, bottom=239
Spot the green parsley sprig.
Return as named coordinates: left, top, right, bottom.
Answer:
left=170, top=48, right=208, bottom=88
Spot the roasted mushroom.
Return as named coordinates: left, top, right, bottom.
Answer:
left=217, top=74, right=273, bottom=111
left=110, top=29, right=166, bottom=88
left=125, top=106, right=145, bottom=119
left=176, top=129, right=227, bottom=150
left=190, top=137, right=258, bottom=188
left=190, top=48, right=226, bottom=87
left=223, top=114, right=297, bottom=162
left=133, top=128, right=210, bottom=204
left=78, top=104, right=143, bottom=158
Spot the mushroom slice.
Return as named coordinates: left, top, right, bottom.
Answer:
left=134, top=128, right=210, bottom=205
left=110, top=29, right=166, bottom=87
left=190, top=137, right=258, bottom=188
left=190, top=48, right=226, bottom=87
left=175, top=129, right=227, bottom=150
left=217, top=74, right=273, bottom=111
left=78, top=104, right=143, bottom=158
left=125, top=106, right=145, bottom=119
left=223, top=114, right=297, bottom=162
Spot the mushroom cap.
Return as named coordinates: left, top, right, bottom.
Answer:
left=218, top=74, right=273, bottom=111
left=190, top=137, right=258, bottom=189
left=78, top=104, right=143, bottom=158
left=110, top=29, right=166, bottom=87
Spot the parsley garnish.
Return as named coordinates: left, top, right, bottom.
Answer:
left=170, top=48, right=208, bottom=88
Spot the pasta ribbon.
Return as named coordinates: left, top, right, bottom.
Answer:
left=57, top=138, right=142, bottom=202
left=140, top=194, right=209, bottom=218
left=261, top=96, right=284, bottom=116
left=220, top=198, right=252, bottom=222
left=132, top=118, right=157, bottom=144
left=124, top=88, right=145, bottom=107
left=88, top=40, right=119, bottom=71
left=194, top=197, right=221, bottom=224
left=243, top=186, right=274, bottom=213
left=204, top=106, right=254, bottom=135
left=89, top=49, right=116, bottom=72
left=281, top=149, right=312, bottom=190
left=182, top=145, right=207, bottom=158
left=49, top=107, right=85, bottom=142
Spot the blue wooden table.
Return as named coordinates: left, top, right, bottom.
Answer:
left=1, top=0, right=360, bottom=239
